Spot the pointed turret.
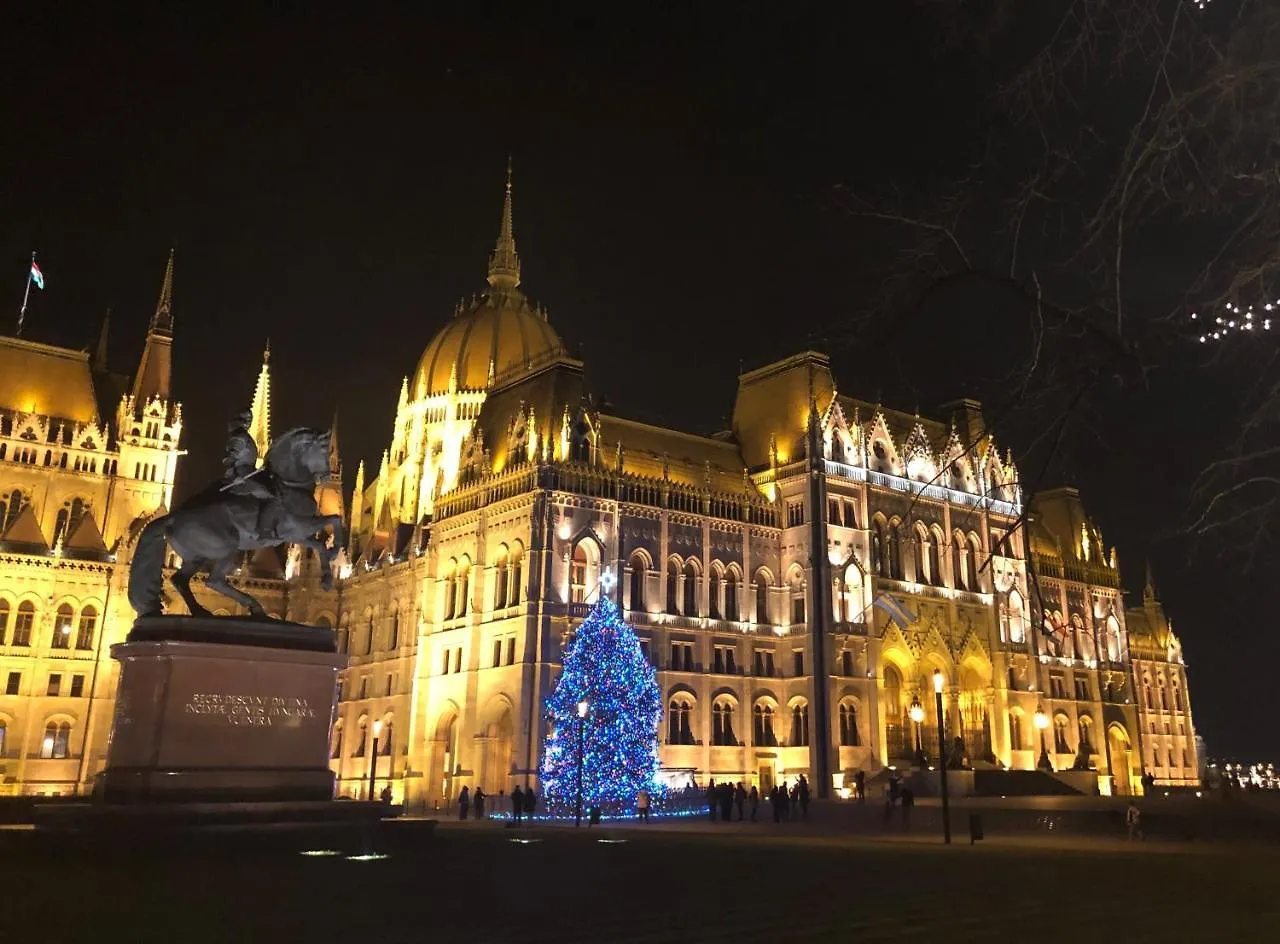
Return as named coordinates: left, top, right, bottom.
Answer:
left=94, top=309, right=111, bottom=372
left=328, top=409, right=342, bottom=478
left=486, top=158, right=521, bottom=290
left=130, top=251, right=175, bottom=404
left=248, top=340, right=272, bottom=463
left=1144, top=559, right=1157, bottom=604
left=350, top=459, right=366, bottom=536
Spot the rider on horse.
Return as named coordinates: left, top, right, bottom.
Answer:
left=222, top=410, right=284, bottom=542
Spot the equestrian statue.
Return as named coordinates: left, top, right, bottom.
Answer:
left=127, top=411, right=344, bottom=619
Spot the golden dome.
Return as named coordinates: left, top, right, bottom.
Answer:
left=414, top=294, right=566, bottom=396
left=412, top=162, right=567, bottom=396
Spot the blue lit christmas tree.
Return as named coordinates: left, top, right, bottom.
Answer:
left=540, top=594, right=662, bottom=814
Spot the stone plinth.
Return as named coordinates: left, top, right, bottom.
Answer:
left=96, top=616, right=345, bottom=803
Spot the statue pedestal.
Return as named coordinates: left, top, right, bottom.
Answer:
left=96, top=617, right=345, bottom=803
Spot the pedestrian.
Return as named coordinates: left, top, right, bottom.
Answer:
left=735, top=782, right=747, bottom=821
left=458, top=785, right=470, bottom=821
left=889, top=773, right=901, bottom=807
left=474, top=786, right=486, bottom=820
left=512, top=785, right=525, bottom=825
left=380, top=784, right=392, bottom=804
left=855, top=770, right=866, bottom=803
left=707, top=780, right=718, bottom=821
left=719, top=782, right=733, bottom=822
left=749, top=784, right=759, bottom=821
left=900, top=786, right=914, bottom=830
left=525, top=788, right=538, bottom=819
left=798, top=775, right=810, bottom=820
left=637, top=788, right=651, bottom=823
left=771, top=784, right=783, bottom=823
left=1126, top=800, right=1143, bottom=840
left=789, top=782, right=799, bottom=819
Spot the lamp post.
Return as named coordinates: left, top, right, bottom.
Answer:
left=575, top=699, right=589, bottom=827
left=909, top=696, right=926, bottom=767
left=1035, top=704, right=1053, bottom=771
left=368, top=718, right=383, bottom=801
left=933, top=670, right=951, bottom=845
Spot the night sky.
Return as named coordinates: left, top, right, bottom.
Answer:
left=2, top=5, right=1270, bottom=756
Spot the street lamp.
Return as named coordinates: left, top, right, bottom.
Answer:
left=1034, top=705, right=1053, bottom=771
left=368, top=718, right=383, bottom=802
left=909, top=696, right=926, bottom=767
left=575, top=700, right=589, bottom=827
left=933, top=670, right=951, bottom=845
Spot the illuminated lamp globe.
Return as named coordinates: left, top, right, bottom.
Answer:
left=932, top=669, right=944, bottom=694
left=373, top=719, right=384, bottom=738
left=909, top=699, right=925, bottom=725
left=1034, top=706, right=1049, bottom=731
left=577, top=700, right=589, bottom=719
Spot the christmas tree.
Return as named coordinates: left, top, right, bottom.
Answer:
left=540, top=595, right=662, bottom=813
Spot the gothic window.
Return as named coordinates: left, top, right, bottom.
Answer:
left=665, top=559, right=681, bottom=615
left=1173, top=681, right=1183, bottom=712
left=76, top=606, right=96, bottom=650
left=443, top=560, right=458, bottom=621
left=1078, top=715, right=1094, bottom=755
left=928, top=525, right=944, bottom=586
left=494, top=545, right=509, bottom=611
left=52, top=604, right=73, bottom=649
left=683, top=560, right=700, bottom=617
left=887, top=519, right=904, bottom=580
left=791, top=701, right=810, bottom=747
left=667, top=699, right=694, bottom=745
left=1053, top=714, right=1071, bottom=754
left=1143, top=674, right=1153, bottom=709
left=456, top=556, right=471, bottom=617
left=0, top=720, right=5, bottom=757
left=353, top=718, right=368, bottom=757
left=871, top=517, right=887, bottom=576
left=570, top=544, right=589, bottom=603
left=0, top=600, right=7, bottom=645
left=724, top=569, right=739, bottom=621
left=709, top=565, right=723, bottom=620
left=1, top=490, right=27, bottom=533
left=754, top=569, right=770, bottom=625
left=839, top=701, right=860, bottom=746
left=508, top=542, right=524, bottom=607
left=1008, top=710, right=1024, bottom=751
left=1157, top=677, right=1167, bottom=711
left=330, top=722, right=344, bottom=760
left=841, top=650, right=854, bottom=676
left=964, top=534, right=980, bottom=591
left=753, top=702, right=777, bottom=746
left=952, top=530, right=968, bottom=590
left=628, top=551, right=647, bottom=611
left=1005, top=590, right=1026, bottom=643
left=789, top=569, right=806, bottom=625
left=388, top=610, right=399, bottom=650
left=41, top=721, right=71, bottom=759
left=711, top=699, right=736, bottom=746
left=13, top=602, right=34, bottom=646
left=912, top=523, right=928, bottom=582
left=365, top=615, right=375, bottom=656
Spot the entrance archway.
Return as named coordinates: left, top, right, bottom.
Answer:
left=1107, top=722, right=1135, bottom=796
left=480, top=707, right=514, bottom=795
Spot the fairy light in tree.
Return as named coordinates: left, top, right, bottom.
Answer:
left=1193, top=299, right=1274, bottom=343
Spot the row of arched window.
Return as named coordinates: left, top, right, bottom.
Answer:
left=1141, top=672, right=1184, bottom=712
left=0, top=444, right=120, bottom=475
left=666, top=695, right=855, bottom=748
left=0, top=720, right=74, bottom=759
left=0, top=600, right=96, bottom=650
left=870, top=516, right=986, bottom=591
left=1040, top=610, right=1123, bottom=662
left=441, top=542, right=525, bottom=620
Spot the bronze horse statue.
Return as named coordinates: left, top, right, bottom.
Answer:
left=128, top=427, right=344, bottom=619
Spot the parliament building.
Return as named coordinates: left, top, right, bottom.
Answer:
left=0, top=177, right=1200, bottom=802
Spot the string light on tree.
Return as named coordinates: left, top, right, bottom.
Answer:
left=1191, top=300, right=1274, bottom=343
left=540, top=596, right=662, bottom=814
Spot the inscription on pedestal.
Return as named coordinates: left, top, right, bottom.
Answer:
left=183, top=694, right=318, bottom=727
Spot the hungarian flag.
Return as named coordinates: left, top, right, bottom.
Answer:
left=30, top=262, right=44, bottom=290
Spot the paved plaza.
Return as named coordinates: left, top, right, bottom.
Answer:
left=1, top=810, right=1276, bottom=943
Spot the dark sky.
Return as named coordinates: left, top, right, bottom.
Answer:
left=1, top=4, right=1270, bottom=758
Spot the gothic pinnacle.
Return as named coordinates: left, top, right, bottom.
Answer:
left=486, top=158, right=521, bottom=290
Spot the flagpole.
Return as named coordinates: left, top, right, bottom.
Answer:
left=17, top=251, right=34, bottom=337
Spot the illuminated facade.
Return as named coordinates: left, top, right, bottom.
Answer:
left=0, top=179, right=1200, bottom=800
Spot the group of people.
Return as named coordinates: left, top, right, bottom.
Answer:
left=881, top=771, right=916, bottom=827
left=456, top=785, right=541, bottom=821
left=703, top=775, right=811, bottom=822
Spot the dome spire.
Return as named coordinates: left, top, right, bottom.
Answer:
left=487, top=157, right=521, bottom=290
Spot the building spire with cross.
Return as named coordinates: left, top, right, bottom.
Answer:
left=486, top=157, right=521, bottom=290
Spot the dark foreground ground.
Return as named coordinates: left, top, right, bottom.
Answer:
left=1, top=813, right=1276, bottom=943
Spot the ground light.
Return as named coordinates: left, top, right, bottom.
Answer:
left=508, top=838, right=543, bottom=844
left=298, top=850, right=342, bottom=857
left=345, top=853, right=390, bottom=862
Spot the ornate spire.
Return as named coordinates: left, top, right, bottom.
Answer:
left=151, top=248, right=174, bottom=335
left=94, top=309, right=111, bottom=372
left=486, top=158, right=521, bottom=290
left=1144, top=559, right=1157, bottom=603
left=248, top=340, right=271, bottom=465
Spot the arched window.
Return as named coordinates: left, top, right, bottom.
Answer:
left=570, top=544, right=590, bottom=604
left=442, top=560, right=457, bottom=621
left=666, top=559, right=681, bottom=615
left=13, top=602, right=34, bottom=647
left=754, top=570, right=770, bottom=626
left=683, top=560, right=700, bottom=617
left=928, top=526, right=944, bottom=587
left=1008, top=709, right=1024, bottom=751
left=753, top=702, right=777, bottom=746
left=1, top=490, right=27, bottom=533
left=508, top=542, right=524, bottom=607
left=791, top=701, right=810, bottom=747
left=52, top=604, right=74, bottom=649
left=1142, top=674, right=1153, bottom=709
left=0, top=720, right=6, bottom=757
left=1053, top=714, right=1071, bottom=754
left=0, top=599, right=8, bottom=645
left=41, top=721, right=71, bottom=759
left=493, top=545, right=509, bottom=611
left=668, top=698, right=694, bottom=745
left=456, top=556, right=471, bottom=617
left=711, top=699, right=736, bottom=746
left=330, top=721, right=344, bottom=759
left=1157, top=677, right=1167, bottom=711
left=964, top=534, right=980, bottom=591
left=871, top=517, right=887, bottom=576
left=709, top=565, right=724, bottom=620
left=628, top=551, right=647, bottom=612
left=1172, top=680, right=1183, bottom=712
left=365, top=614, right=375, bottom=656
left=788, top=568, right=806, bottom=625
left=76, top=606, right=97, bottom=650
left=839, top=701, right=860, bottom=746
left=887, top=520, right=904, bottom=580
left=353, top=717, right=368, bottom=757
left=724, top=569, right=739, bottom=622
left=1006, top=590, right=1026, bottom=643
left=952, top=530, right=968, bottom=590
left=1103, top=615, right=1121, bottom=662
left=1078, top=715, right=1094, bottom=756
left=388, top=610, right=400, bottom=650
left=912, top=523, right=928, bottom=583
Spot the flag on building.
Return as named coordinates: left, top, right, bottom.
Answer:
left=872, top=592, right=918, bottom=630
left=29, top=262, right=44, bottom=290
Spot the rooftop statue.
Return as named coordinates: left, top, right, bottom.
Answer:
left=128, top=411, right=344, bottom=619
